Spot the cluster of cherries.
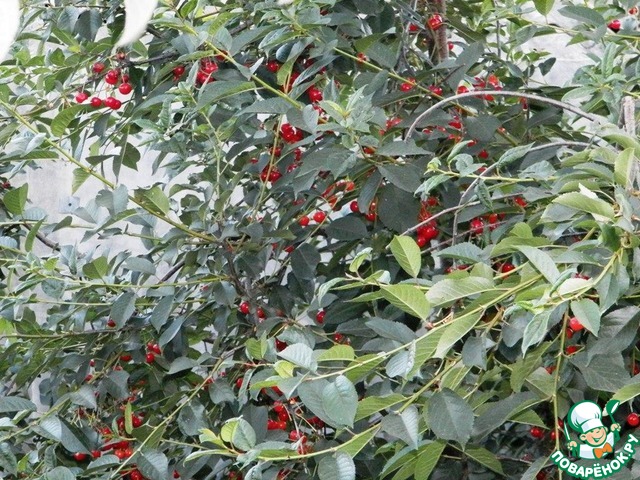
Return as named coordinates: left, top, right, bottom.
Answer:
left=608, top=6, right=638, bottom=32
left=75, top=61, right=133, bottom=110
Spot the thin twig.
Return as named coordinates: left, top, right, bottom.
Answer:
left=405, top=90, right=605, bottom=139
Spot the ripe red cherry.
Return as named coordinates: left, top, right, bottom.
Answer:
left=256, top=307, right=266, bottom=319
left=362, top=146, right=376, bottom=155
left=278, top=410, right=289, bottom=422
left=501, top=262, right=515, bottom=274
left=118, top=83, right=133, bottom=95
left=289, top=430, right=307, bottom=442
left=145, top=352, right=156, bottom=363
left=514, top=196, right=527, bottom=208
left=478, top=149, right=489, bottom=159
left=313, top=211, right=326, bottom=223
left=120, top=354, right=132, bottom=362
left=429, top=85, right=443, bottom=96
left=427, top=14, right=444, bottom=30
left=298, top=216, right=310, bottom=227
left=349, top=201, right=359, bottom=213
left=107, top=318, right=116, bottom=327
left=91, top=450, right=101, bottom=459
left=530, top=427, right=545, bottom=439
left=608, top=19, right=621, bottom=32
left=416, top=236, right=428, bottom=248
left=132, top=415, right=143, bottom=428
left=235, top=377, right=244, bottom=389
left=266, top=60, right=281, bottom=73
left=470, top=218, right=484, bottom=234
left=400, top=78, right=416, bottom=92
left=173, top=65, right=186, bottom=76
left=565, top=345, right=579, bottom=355
left=316, top=310, right=325, bottom=324
left=631, top=7, right=639, bottom=15
left=73, top=452, right=88, bottom=461
left=92, top=62, right=106, bottom=74
left=365, top=212, right=376, bottom=222
left=75, top=91, right=89, bottom=103
left=568, top=317, right=584, bottom=332
left=239, top=301, right=250, bottom=314
left=628, top=413, right=640, bottom=427
left=90, top=97, right=103, bottom=108
left=130, top=470, right=143, bottom=480
left=408, top=23, right=419, bottom=32
left=488, top=213, right=498, bottom=224
left=173, top=471, right=181, bottom=479
left=105, top=70, right=119, bottom=85
left=333, top=332, right=344, bottom=343
left=307, top=86, right=323, bottom=102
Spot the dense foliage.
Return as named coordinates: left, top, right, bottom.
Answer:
left=3, top=0, right=640, bottom=479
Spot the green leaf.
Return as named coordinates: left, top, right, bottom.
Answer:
left=322, top=375, right=358, bottom=428
left=0, top=443, right=17, bottom=476
left=380, top=284, right=430, bottom=320
left=381, top=405, right=420, bottom=449
left=426, top=277, right=494, bottom=307
left=390, top=236, right=422, bottom=277
left=150, top=295, right=174, bottom=332
left=134, top=186, right=170, bottom=215
left=51, top=105, right=85, bottom=137
left=522, top=310, right=552, bottom=354
left=24, top=218, right=44, bottom=253
left=428, top=389, right=474, bottom=447
left=3, top=184, right=28, bottom=215
left=614, top=148, right=636, bottom=188
left=317, top=345, right=355, bottom=362
left=124, top=257, right=156, bottom=275
left=82, top=257, right=109, bottom=280
left=558, top=5, right=605, bottom=25
left=326, top=216, right=368, bottom=241
left=464, top=445, right=504, bottom=475
left=552, top=192, right=614, bottom=221
left=291, top=243, right=320, bottom=280
left=435, top=242, right=484, bottom=264
left=137, top=451, right=169, bottom=480
left=197, top=81, right=256, bottom=107
left=318, top=452, right=356, bottom=480
left=231, top=418, right=257, bottom=451
left=533, top=0, right=554, bottom=15
left=42, top=467, right=75, bottom=480
left=435, top=311, right=482, bottom=359
left=515, top=246, right=561, bottom=284
left=0, top=396, right=36, bottom=413
left=72, top=168, right=91, bottom=193
left=109, top=291, right=136, bottom=328
left=277, top=344, right=317, bottom=372
left=612, top=378, right=640, bottom=403
left=413, top=441, right=446, bottom=480
left=570, top=298, right=601, bottom=336
left=356, top=394, right=406, bottom=421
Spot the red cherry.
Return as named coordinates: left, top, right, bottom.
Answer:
left=173, top=65, right=186, bottom=77
left=277, top=421, right=287, bottom=430
left=107, top=318, right=116, bottom=327
left=400, top=78, right=416, bottom=92
left=275, top=339, right=287, bottom=352
left=365, top=212, right=376, bottom=222
left=545, top=365, right=556, bottom=374
left=333, top=332, right=344, bottom=343
left=307, top=86, right=323, bottom=102
left=132, top=415, right=143, bottom=428
left=421, top=225, right=438, bottom=241
left=488, top=213, right=498, bottom=224
left=75, top=91, right=89, bottom=103
left=566, top=327, right=574, bottom=339
left=470, top=218, right=484, bottom=234
left=501, top=262, right=515, bottom=274
left=514, top=196, right=528, bottom=207
left=429, top=85, right=443, bottom=96
left=416, top=235, right=428, bottom=248
left=90, top=97, right=103, bottom=108
left=316, top=310, right=325, bottom=324
left=239, top=301, right=250, bottom=314
left=120, top=354, right=132, bottom=362
left=457, top=85, right=469, bottom=94
left=145, top=353, right=156, bottom=363
left=565, top=345, right=579, bottom=355
left=568, top=317, right=584, bottom=332
left=173, top=471, right=181, bottom=479
left=427, top=14, right=444, bottom=30
left=105, top=71, right=119, bottom=85
left=266, top=60, right=281, bottom=73
left=349, top=201, right=359, bottom=213
left=608, top=19, right=621, bottom=32
left=91, top=450, right=101, bottom=459
left=408, top=23, right=419, bottom=32
left=356, top=52, right=367, bottom=63
left=530, top=427, right=545, bottom=439
left=278, top=410, right=289, bottom=422
left=362, top=146, right=376, bottom=155
left=92, top=62, right=106, bottom=73
left=298, top=216, right=310, bottom=227
left=73, top=452, right=88, bottom=461
left=536, top=473, right=546, bottom=480
left=149, top=343, right=162, bottom=355
left=273, top=401, right=286, bottom=413
left=313, top=211, right=326, bottom=223
left=478, top=149, right=489, bottom=159
left=118, top=83, right=133, bottom=95
left=628, top=413, right=640, bottom=427
left=256, top=307, right=266, bottom=319
left=630, top=7, right=639, bottom=15
left=289, top=430, right=306, bottom=442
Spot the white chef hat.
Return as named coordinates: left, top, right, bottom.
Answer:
left=568, top=401, right=604, bottom=434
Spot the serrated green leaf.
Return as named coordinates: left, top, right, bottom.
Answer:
left=414, top=441, right=446, bottom=480
left=570, top=298, right=601, bottom=336
left=3, top=184, right=28, bottom=215
left=277, top=344, right=317, bottom=372
left=435, top=311, right=483, bottom=359
left=82, top=257, right=108, bottom=280
left=552, top=192, right=614, bottom=221
left=109, top=291, right=136, bottom=328
left=51, top=105, right=85, bottom=137
left=427, top=277, right=494, bottom=307
left=428, top=389, right=474, bottom=447
left=380, top=284, right=430, bottom=319
left=318, top=452, right=355, bottom=480
left=464, top=445, right=504, bottom=475
left=390, top=235, right=421, bottom=277
left=322, top=375, right=358, bottom=428
left=515, top=246, right=560, bottom=284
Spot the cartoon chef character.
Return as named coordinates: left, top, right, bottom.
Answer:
left=566, top=400, right=620, bottom=459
